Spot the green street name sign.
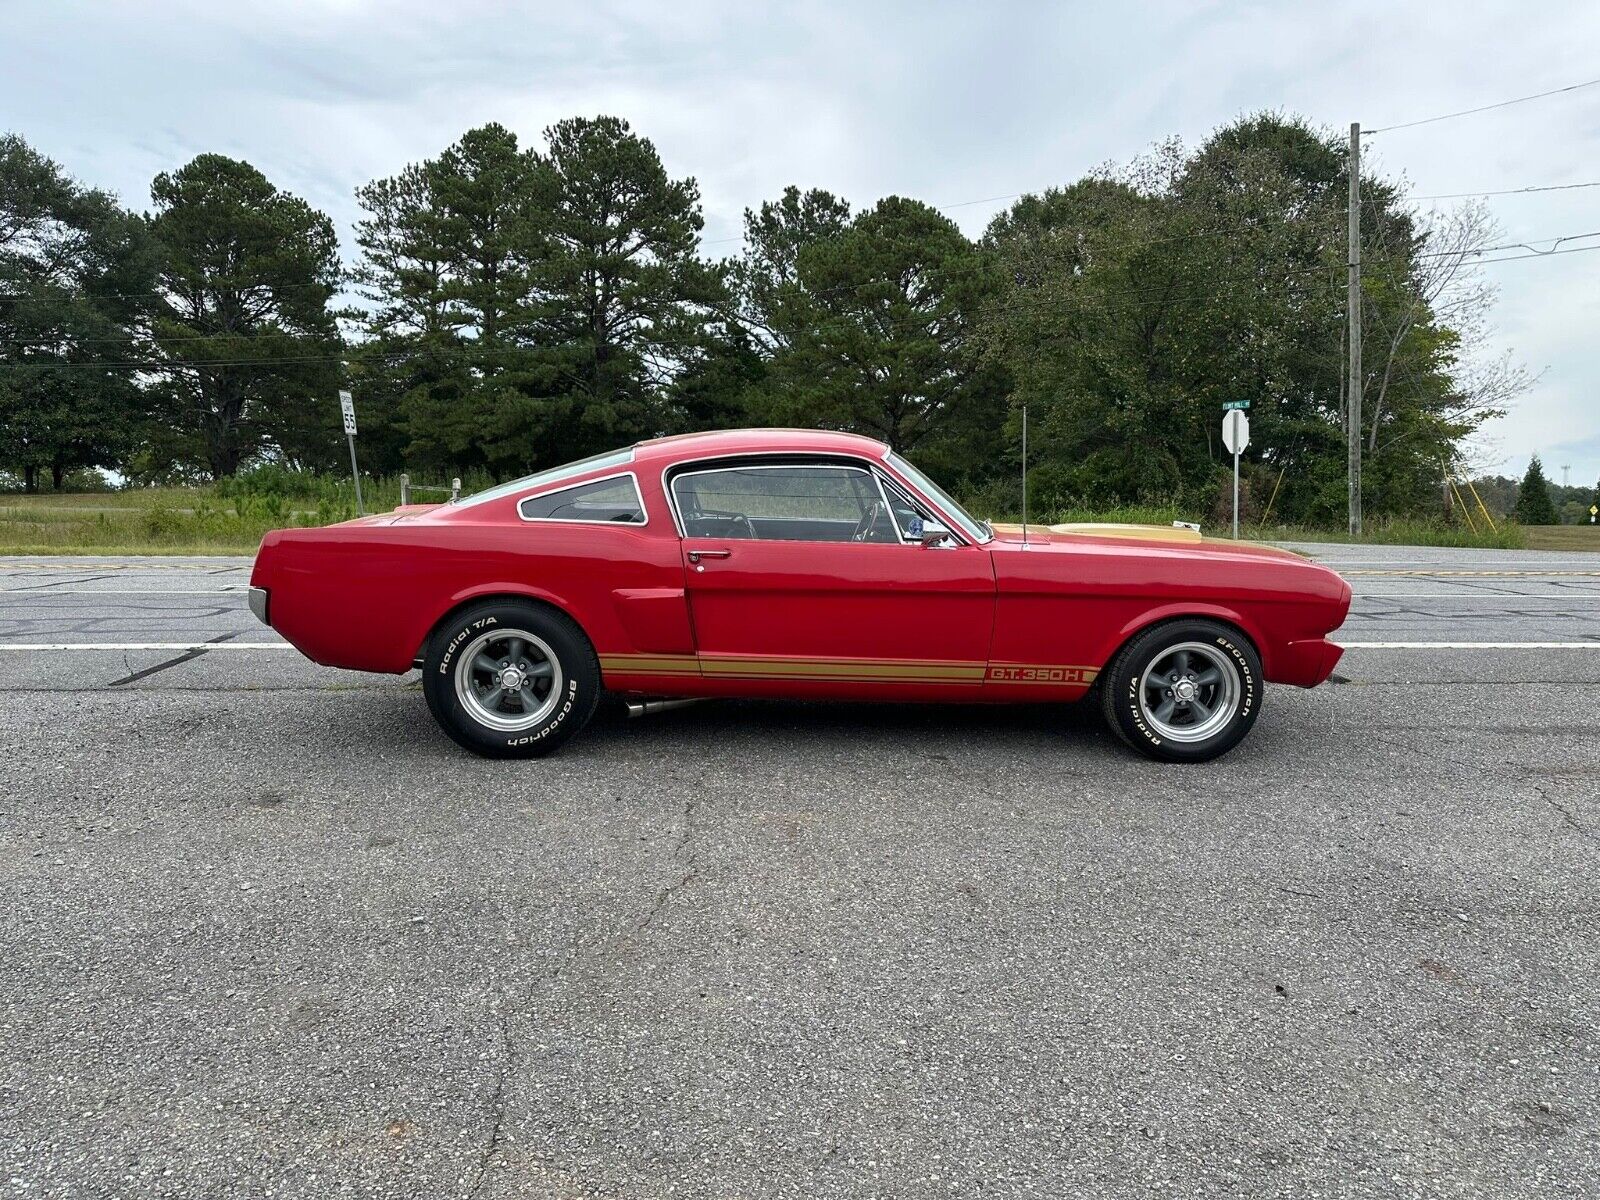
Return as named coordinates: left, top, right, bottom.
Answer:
left=1222, top=399, right=1251, bottom=411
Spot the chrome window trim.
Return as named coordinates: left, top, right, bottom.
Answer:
left=665, top=456, right=969, bottom=546
left=873, top=468, right=962, bottom=545
left=516, top=471, right=650, bottom=527
left=879, top=450, right=990, bottom=545
left=454, top=447, right=638, bottom=511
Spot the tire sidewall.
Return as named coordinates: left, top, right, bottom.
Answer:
left=423, top=602, right=598, bottom=757
left=1112, top=621, right=1260, bottom=762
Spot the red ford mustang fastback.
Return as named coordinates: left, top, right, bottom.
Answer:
left=248, top=428, right=1350, bottom=762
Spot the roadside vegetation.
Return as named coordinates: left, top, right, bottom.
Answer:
left=0, top=476, right=1559, bottom=555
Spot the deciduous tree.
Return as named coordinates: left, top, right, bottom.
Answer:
left=0, top=134, right=156, bottom=490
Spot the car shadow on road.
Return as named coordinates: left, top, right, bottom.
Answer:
left=577, top=694, right=1112, bottom=752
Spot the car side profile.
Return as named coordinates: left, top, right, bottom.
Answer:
left=248, top=428, right=1351, bottom=762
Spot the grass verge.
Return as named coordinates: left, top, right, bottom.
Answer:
left=2, top=488, right=1593, bottom=555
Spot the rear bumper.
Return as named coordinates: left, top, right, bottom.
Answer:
left=248, top=586, right=270, bottom=626
left=1274, top=636, right=1344, bottom=688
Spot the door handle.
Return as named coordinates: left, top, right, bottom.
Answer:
left=687, top=548, right=731, bottom=563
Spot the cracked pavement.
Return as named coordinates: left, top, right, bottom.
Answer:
left=1, top=549, right=1597, bottom=1198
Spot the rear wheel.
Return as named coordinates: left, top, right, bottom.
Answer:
left=422, top=601, right=599, bottom=758
left=1099, top=619, right=1261, bottom=762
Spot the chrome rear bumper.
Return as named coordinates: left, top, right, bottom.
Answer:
left=248, top=586, right=269, bottom=625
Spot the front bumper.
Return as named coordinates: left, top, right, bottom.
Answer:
left=248, top=586, right=270, bottom=626
left=1276, top=636, right=1344, bottom=687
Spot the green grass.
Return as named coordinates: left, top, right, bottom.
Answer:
left=1258, top=517, right=1528, bottom=550
left=0, top=487, right=359, bottom=555
left=1524, top=524, right=1600, bottom=552
left=2, top=483, right=1589, bottom=555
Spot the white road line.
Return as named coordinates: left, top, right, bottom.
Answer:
left=1338, top=641, right=1600, bottom=649
left=0, top=588, right=244, bottom=595
left=1353, top=593, right=1600, bottom=600
left=0, top=642, right=290, bottom=650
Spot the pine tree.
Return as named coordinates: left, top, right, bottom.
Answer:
left=147, top=155, right=342, bottom=477
left=1513, top=455, right=1558, bottom=525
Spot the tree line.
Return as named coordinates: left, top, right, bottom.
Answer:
left=1477, top=456, right=1599, bottom=527
left=1, top=115, right=1526, bottom=523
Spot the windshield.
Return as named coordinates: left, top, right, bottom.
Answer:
left=884, top=451, right=991, bottom=544
left=453, top=448, right=636, bottom=509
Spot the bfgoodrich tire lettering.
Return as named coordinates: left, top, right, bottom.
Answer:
left=422, top=600, right=600, bottom=758
left=1098, top=619, right=1261, bottom=763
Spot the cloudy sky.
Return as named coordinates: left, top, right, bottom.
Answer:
left=5, top=0, right=1597, bottom=488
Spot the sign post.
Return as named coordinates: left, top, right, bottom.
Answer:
left=1591, top=504, right=1597, bottom=525
left=1222, top=408, right=1250, bottom=539
left=339, top=389, right=364, bottom=516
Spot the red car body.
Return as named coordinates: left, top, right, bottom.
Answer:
left=250, top=429, right=1350, bottom=708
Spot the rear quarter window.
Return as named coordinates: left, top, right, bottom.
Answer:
left=519, top=475, right=647, bottom=524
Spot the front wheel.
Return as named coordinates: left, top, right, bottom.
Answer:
left=1098, top=619, right=1261, bottom=763
left=421, top=600, right=600, bottom=758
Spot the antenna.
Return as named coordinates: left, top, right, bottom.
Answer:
left=1021, top=405, right=1029, bottom=547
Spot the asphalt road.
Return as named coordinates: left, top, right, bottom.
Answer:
left=1, top=545, right=1597, bottom=1198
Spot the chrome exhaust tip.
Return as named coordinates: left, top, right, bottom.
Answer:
left=624, top=698, right=704, bottom=719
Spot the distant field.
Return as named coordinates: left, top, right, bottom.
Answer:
left=1525, top=524, right=1600, bottom=552
left=2, top=488, right=1596, bottom=555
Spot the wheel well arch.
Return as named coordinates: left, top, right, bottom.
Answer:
left=413, top=590, right=594, bottom=667
left=1099, top=609, right=1264, bottom=676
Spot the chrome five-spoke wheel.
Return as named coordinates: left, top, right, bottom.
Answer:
left=1136, top=641, right=1238, bottom=743
left=1101, top=619, right=1261, bottom=762
left=453, top=628, right=563, bottom=732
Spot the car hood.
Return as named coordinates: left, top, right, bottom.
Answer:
left=987, top=521, right=1311, bottom=565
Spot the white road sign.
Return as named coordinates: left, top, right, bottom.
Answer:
left=1222, top=409, right=1249, bottom=455
left=339, top=389, right=357, bottom=437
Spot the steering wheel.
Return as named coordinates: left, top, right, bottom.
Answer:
left=851, top=501, right=886, bottom=543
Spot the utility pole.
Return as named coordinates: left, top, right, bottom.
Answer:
left=1347, top=122, right=1362, bottom=536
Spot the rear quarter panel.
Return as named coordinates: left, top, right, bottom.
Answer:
left=251, top=516, right=690, bottom=674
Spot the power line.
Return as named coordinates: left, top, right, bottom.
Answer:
left=1408, top=180, right=1600, bottom=200
left=1367, top=76, right=1600, bottom=134
left=702, top=180, right=1600, bottom=252
left=7, top=241, right=1595, bottom=375
left=13, top=219, right=1598, bottom=353
left=2, top=172, right=1595, bottom=316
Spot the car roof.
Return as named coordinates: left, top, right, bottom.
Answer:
left=632, top=427, right=889, bottom=465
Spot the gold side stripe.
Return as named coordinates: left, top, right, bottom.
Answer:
left=703, top=673, right=984, bottom=685
left=600, top=652, right=1097, bottom=686
left=702, top=659, right=984, bottom=680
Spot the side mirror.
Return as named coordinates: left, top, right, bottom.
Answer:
left=917, top=521, right=953, bottom=547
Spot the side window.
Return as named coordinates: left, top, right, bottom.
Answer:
left=519, top=475, right=646, bottom=524
left=672, top=464, right=900, bottom=543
